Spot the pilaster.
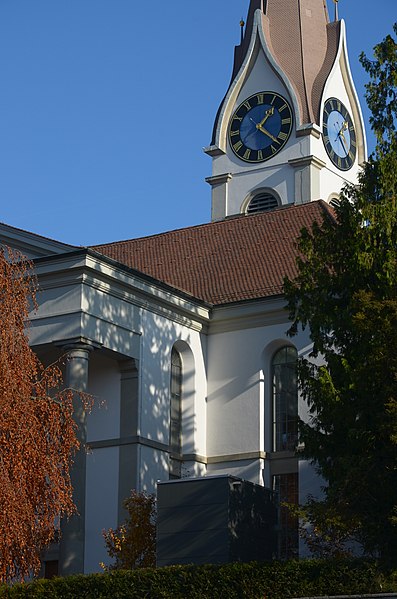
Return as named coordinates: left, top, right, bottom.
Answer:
left=118, top=359, right=140, bottom=524
left=206, top=173, right=233, bottom=221
left=58, top=343, right=93, bottom=576
left=288, top=155, right=326, bottom=204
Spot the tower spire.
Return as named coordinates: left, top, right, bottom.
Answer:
left=240, top=17, right=245, bottom=45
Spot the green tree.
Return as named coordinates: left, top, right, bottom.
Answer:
left=102, top=490, right=156, bottom=570
left=284, top=24, right=397, bottom=562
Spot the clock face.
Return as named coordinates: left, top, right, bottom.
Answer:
left=229, top=92, right=293, bottom=163
left=322, top=98, right=356, bottom=170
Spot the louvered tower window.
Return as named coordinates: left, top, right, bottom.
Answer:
left=247, top=192, right=278, bottom=214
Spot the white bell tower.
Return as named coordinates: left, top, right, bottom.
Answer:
left=204, top=0, right=367, bottom=221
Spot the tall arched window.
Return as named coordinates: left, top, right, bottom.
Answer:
left=272, top=346, right=298, bottom=452
left=169, top=347, right=182, bottom=478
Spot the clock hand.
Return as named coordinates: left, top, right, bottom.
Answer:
left=257, top=124, right=279, bottom=143
left=338, top=131, right=348, bottom=155
left=258, top=106, right=274, bottom=128
left=337, top=122, right=349, bottom=155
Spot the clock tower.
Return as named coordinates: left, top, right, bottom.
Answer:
left=205, top=0, right=367, bottom=220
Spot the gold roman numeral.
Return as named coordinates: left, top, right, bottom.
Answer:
left=282, top=118, right=291, bottom=125
left=257, top=93, right=264, bottom=104
left=230, top=130, right=239, bottom=137
left=278, top=131, right=288, bottom=141
left=243, top=149, right=251, bottom=160
left=257, top=149, right=263, bottom=160
left=243, top=100, right=251, bottom=111
left=233, top=141, right=243, bottom=152
left=279, top=103, right=287, bottom=112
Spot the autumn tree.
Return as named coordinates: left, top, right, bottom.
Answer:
left=284, top=24, right=397, bottom=562
left=0, top=248, right=88, bottom=582
left=102, top=490, right=156, bottom=570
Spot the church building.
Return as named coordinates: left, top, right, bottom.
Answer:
left=0, top=0, right=366, bottom=575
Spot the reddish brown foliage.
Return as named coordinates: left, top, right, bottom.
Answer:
left=102, top=490, right=156, bottom=570
left=0, top=248, right=87, bottom=582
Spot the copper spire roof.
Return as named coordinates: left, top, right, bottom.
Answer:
left=92, top=201, right=333, bottom=306
left=263, top=0, right=339, bottom=124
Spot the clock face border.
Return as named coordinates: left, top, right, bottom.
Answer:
left=322, top=97, right=357, bottom=171
left=228, top=91, right=293, bottom=164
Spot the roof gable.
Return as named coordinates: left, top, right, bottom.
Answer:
left=0, top=222, right=77, bottom=259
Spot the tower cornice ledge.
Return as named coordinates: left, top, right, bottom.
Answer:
left=296, top=123, right=322, bottom=139
left=288, top=155, right=326, bottom=170
left=203, top=144, right=225, bottom=157
left=205, top=173, right=233, bottom=187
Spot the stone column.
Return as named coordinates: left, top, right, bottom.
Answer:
left=58, top=344, right=92, bottom=576
left=118, top=359, right=139, bottom=524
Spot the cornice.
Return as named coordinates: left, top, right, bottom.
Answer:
left=33, top=250, right=211, bottom=333
left=209, top=295, right=288, bottom=334
left=288, top=155, right=326, bottom=170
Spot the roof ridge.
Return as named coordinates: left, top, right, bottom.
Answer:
left=92, top=201, right=326, bottom=249
left=91, top=200, right=329, bottom=305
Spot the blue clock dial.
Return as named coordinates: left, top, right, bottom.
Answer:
left=229, top=92, right=293, bottom=163
left=323, top=98, right=356, bottom=171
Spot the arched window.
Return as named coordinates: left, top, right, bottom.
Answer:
left=169, top=347, right=182, bottom=478
left=247, top=191, right=278, bottom=214
left=272, top=346, right=298, bottom=452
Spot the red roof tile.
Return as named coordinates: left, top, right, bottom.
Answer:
left=92, top=201, right=332, bottom=306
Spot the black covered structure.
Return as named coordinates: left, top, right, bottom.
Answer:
left=156, top=475, right=277, bottom=566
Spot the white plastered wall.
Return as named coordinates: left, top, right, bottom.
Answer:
left=138, top=308, right=208, bottom=488
left=206, top=306, right=317, bottom=492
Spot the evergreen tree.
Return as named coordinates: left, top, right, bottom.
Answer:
left=284, top=24, right=397, bottom=561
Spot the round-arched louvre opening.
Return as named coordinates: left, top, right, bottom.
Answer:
left=247, top=192, right=278, bottom=214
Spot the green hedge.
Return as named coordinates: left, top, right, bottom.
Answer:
left=1, top=560, right=396, bottom=599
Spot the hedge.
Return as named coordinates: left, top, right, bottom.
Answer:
left=0, top=559, right=396, bottom=599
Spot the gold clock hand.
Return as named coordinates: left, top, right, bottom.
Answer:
left=338, top=132, right=348, bottom=155
left=258, top=106, right=274, bottom=128
left=337, top=122, right=349, bottom=155
left=257, top=124, right=279, bottom=143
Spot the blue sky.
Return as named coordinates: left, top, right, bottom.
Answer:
left=0, top=1, right=394, bottom=246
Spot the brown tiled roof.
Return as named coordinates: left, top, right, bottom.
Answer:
left=92, top=201, right=332, bottom=306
